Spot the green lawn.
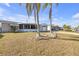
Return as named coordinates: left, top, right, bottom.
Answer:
left=0, top=31, right=79, bottom=56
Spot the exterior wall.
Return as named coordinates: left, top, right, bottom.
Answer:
left=47, top=25, right=50, bottom=31
left=2, top=23, right=11, bottom=32
left=47, top=25, right=63, bottom=31
left=0, top=22, right=48, bottom=32
left=40, top=26, right=47, bottom=32
left=0, top=23, right=2, bottom=32
left=0, top=23, right=2, bottom=28
left=18, top=24, right=47, bottom=32
left=18, top=29, right=37, bottom=32
left=18, top=28, right=47, bottom=32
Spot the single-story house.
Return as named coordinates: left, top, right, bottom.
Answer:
left=0, top=20, right=18, bottom=32
left=18, top=23, right=47, bottom=32
left=47, top=25, right=63, bottom=31
left=0, top=20, right=47, bottom=32
left=74, top=27, right=79, bottom=32
left=0, top=20, right=63, bottom=32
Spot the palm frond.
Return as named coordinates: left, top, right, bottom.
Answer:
left=25, top=3, right=33, bottom=17
left=49, top=3, right=52, bottom=20
left=37, top=3, right=41, bottom=13
left=42, top=3, right=48, bottom=10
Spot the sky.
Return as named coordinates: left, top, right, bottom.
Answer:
left=0, top=3, right=79, bottom=27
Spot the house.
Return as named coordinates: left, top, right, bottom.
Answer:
left=0, top=20, right=47, bottom=32
left=47, top=25, right=63, bottom=31
left=39, top=24, right=47, bottom=32
left=18, top=23, right=37, bottom=32
left=74, top=27, right=79, bottom=32
left=18, top=23, right=47, bottom=32
left=0, top=20, right=63, bottom=32
left=0, top=20, right=19, bottom=32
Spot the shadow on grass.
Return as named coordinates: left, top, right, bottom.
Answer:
left=57, top=37, right=79, bottom=42
left=0, top=34, right=4, bottom=39
left=36, top=36, right=57, bottom=40
left=36, top=36, right=50, bottom=40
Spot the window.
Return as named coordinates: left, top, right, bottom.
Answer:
left=24, top=24, right=30, bottom=29
left=31, top=24, right=37, bottom=29
left=19, top=24, right=37, bottom=29
left=24, top=24, right=28, bottom=29
left=19, top=24, right=23, bottom=29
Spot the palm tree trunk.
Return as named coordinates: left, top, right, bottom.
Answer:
left=34, top=6, right=37, bottom=31
left=49, top=19, right=52, bottom=36
left=49, top=4, right=52, bottom=36
left=36, top=8, right=40, bottom=37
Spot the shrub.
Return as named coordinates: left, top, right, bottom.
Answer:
left=11, top=26, right=17, bottom=33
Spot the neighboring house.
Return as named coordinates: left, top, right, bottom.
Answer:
left=0, top=20, right=18, bottom=32
left=74, top=27, right=79, bottom=32
left=47, top=25, right=63, bottom=31
left=51, top=26, right=63, bottom=31
left=39, top=24, right=47, bottom=32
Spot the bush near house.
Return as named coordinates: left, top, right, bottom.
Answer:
left=11, top=26, right=17, bottom=33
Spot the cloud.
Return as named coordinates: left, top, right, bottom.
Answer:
left=0, top=8, right=5, bottom=16
left=1, top=14, right=36, bottom=23
left=51, top=16, right=58, bottom=21
left=72, top=13, right=79, bottom=19
left=15, top=14, right=35, bottom=23
left=4, top=3, right=10, bottom=7
left=0, top=6, right=66, bottom=26
left=0, top=7, right=36, bottom=23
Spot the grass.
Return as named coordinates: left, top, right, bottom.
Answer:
left=0, top=31, right=79, bottom=55
left=0, top=34, right=4, bottom=39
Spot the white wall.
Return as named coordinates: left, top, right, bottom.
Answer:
left=40, top=26, right=47, bottom=31
left=47, top=25, right=50, bottom=31
left=0, top=23, right=2, bottom=32
left=18, top=29, right=37, bottom=32
left=2, top=23, right=11, bottom=32
left=0, top=23, right=2, bottom=28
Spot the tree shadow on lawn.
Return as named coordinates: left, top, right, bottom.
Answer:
left=36, top=35, right=57, bottom=40
left=0, top=34, right=4, bottom=39
left=57, top=37, right=79, bottom=42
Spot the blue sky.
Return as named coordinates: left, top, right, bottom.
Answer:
left=0, top=3, right=79, bottom=27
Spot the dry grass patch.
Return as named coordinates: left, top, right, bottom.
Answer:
left=0, top=32, right=79, bottom=55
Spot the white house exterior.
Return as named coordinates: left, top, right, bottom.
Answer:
left=0, top=20, right=47, bottom=32
left=39, top=24, right=47, bottom=32
left=18, top=23, right=47, bottom=32
left=0, top=20, right=18, bottom=32
left=0, top=20, right=63, bottom=32
left=47, top=25, right=63, bottom=31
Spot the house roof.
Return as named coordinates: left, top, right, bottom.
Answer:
left=0, top=20, right=48, bottom=26
left=0, top=20, right=18, bottom=24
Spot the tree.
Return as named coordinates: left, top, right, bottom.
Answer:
left=63, top=24, right=72, bottom=31
left=21, top=3, right=58, bottom=38
left=20, top=3, right=41, bottom=37
left=11, top=26, right=17, bottom=32
left=74, top=25, right=79, bottom=32
left=33, top=4, right=41, bottom=37
left=42, top=3, right=58, bottom=37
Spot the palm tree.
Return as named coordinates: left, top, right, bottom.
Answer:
left=33, top=3, right=41, bottom=37
left=43, top=3, right=58, bottom=37
left=21, top=3, right=41, bottom=37
left=49, top=3, right=53, bottom=36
